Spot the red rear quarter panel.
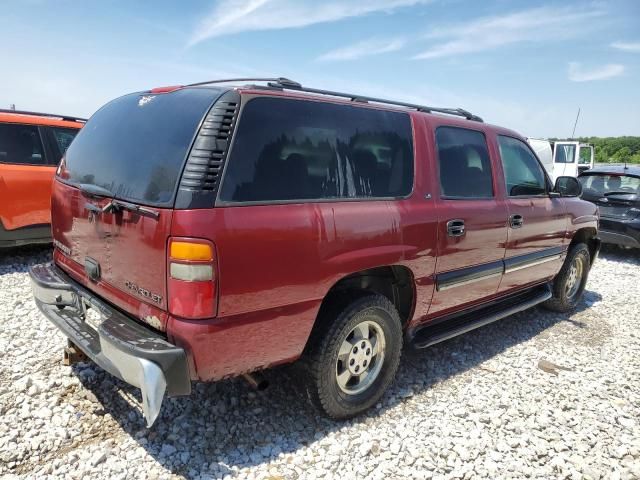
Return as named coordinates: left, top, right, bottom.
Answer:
left=167, top=112, right=439, bottom=381
left=169, top=199, right=437, bottom=380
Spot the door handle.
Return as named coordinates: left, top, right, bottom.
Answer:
left=509, top=214, right=524, bottom=228
left=446, top=219, right=465, bottom=237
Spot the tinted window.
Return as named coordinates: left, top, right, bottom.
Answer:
left=62, top=88, right=223, bottom=206
left=51, top=127, right=79, bottom=158
left=435, top=127, right=493, bottom=198
left=498, top=135, right=547, bottom=196
left=219, top=97, right=413, bottom=202
left=0, top=123, right=45, bottom=165
left=554, top=143, right=576, bottom=163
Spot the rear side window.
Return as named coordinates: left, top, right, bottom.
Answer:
left=219, top=97, right=414, bottom=203
left=50, top=127, right=78, bottom=158
left=498, top=135, right=547, bottom=196
left=0, top=123, right=45, bottom=165
left=435, top=127, right=493, bottom=198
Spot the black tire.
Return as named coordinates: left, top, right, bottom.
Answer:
left=299, top=293, right=403, bottom=419
left=543, top=242, right=591, bottom=313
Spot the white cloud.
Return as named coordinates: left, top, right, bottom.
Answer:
left=317, top=37, right=406, bottom=61
left=188, top=0, right=430, bottom=46
left=413, top=5, right=604, bottom=60
left=611, top=41, right=640, bottom=52
left=568, top=62, right=624, bottom=82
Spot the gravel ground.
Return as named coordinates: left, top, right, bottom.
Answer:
left=0, top=245, right=639, bottom=480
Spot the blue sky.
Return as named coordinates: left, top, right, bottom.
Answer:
left=1, top=0, right=639, bottom=137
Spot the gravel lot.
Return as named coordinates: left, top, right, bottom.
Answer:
left=1, top=246, right=639, bottom=480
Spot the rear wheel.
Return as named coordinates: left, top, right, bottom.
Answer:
left=543, top=242, right=591, bottom=312
left=300, top=293, right=402, bottom=419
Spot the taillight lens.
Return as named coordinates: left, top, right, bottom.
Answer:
left=168, top=238, right=217, bottom=319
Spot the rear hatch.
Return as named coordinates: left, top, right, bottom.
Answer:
left=579, top=173, right=640, bottom=219
left=51, top=87, right=225, bottom=330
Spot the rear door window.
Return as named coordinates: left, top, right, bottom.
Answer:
left=435, top=126, right=493, bottom=199
left=218, top=97, right=414, bottom=203
left=498, top=135, right=547, bottom=196
left=0, top=123, right=46, bottom=165
left=50, top=127, right=79, bottom=159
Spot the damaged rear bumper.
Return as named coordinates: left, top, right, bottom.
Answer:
left=29, top=262, right=190, bottom=426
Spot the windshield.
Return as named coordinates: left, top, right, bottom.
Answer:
left=579, top=174, right=640, bottom=195
left=60, top=87, right=222, bottom=206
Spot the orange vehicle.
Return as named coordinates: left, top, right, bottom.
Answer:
left=0, top=109, right=84, bottom=247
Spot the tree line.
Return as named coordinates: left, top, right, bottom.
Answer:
left=550, top=137, right=640, bottom=164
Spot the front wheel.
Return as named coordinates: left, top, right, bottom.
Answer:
left=300, top=293, right=403, bottom=419
left=543, top=242, right=591, bottom=312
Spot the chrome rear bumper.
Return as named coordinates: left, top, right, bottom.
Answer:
left=29, top=262, right=190, bottom=426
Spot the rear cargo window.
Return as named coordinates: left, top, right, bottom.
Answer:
left=61, top=88, right=222, bottom=206
left=0, top=123, right=45, bottom=165
left=219, top=97, right=413, bottom=203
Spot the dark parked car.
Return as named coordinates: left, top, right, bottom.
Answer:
left=30, top=78, right=600, bottom=426
left=579, top=165, right=640, bottom=248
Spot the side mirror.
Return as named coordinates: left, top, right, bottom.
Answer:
left=553, top=176, right=582, bottom=197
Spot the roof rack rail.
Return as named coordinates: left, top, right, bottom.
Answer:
left=184, top=77, right=483, bottom=122
left=264, top=79, right=483, bottom=122
left=186, top=77, right=301, bottom=88
left=0, top=108, right=86, bottom=123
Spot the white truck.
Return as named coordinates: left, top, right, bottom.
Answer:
left=527, top=139, right=594, bottom=182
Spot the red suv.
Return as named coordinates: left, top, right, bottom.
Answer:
left=30, top=78, right=600, bottom=426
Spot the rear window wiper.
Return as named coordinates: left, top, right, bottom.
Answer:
left=79, top=183, right=114, bottom=198
left=104, top=199, right=160, bottom=220
left=80, top=183, right=160, bottom=220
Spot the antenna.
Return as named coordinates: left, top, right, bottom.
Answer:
left=571, top=107, right=580, bottom=139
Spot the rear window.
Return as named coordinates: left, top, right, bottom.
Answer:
left=579, top=174, right=640, bottom=195
left=218, top=97, right=414, bottom=203
left=0, top=123, right=46, bottom=165
left=61, top=88, right=222, bottom=206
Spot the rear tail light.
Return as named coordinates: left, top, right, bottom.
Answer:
left=168, top=238, right=217, bottom=319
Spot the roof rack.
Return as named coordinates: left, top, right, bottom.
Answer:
left=185, top=77, right=302, bottom=88
left=0, top=108, right=86, bottom=123
left=186, top=77, right=483, bottom=122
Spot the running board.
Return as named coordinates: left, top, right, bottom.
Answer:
left=411, top=284, right=552, bottom=349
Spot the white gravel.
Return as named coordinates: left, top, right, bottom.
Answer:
left=1, top=245, right=639, bottom=479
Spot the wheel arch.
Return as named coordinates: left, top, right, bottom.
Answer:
left=304, top=265, right=416, bottom=351
left=570, top=226, right=599, bottom=261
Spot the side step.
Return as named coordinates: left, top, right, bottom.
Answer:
left=411, top=284, right=552, bottom=349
